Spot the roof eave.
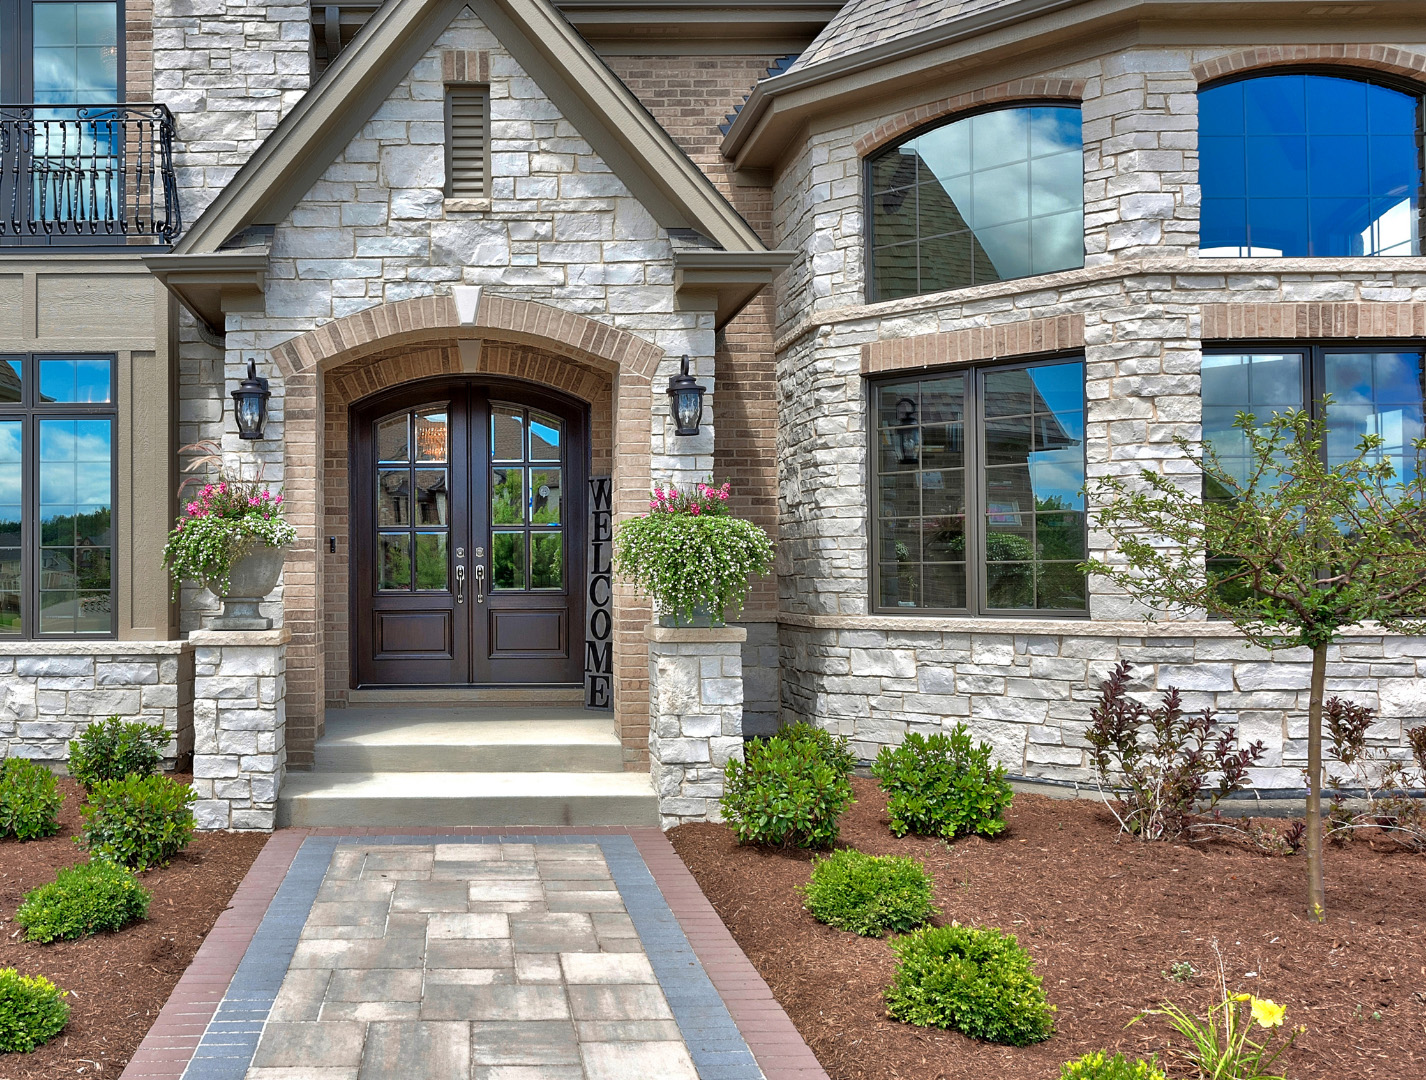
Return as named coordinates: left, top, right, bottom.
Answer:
left=142, top=249, right=271, bottom=335
left=674, top=248, right=797, bottom=326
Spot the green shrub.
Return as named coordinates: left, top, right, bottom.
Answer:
left=800, top=848, right=937, bottom=936
left=0, top=759, right=63, bottom=841
left=67, top=716, right=171, bottom=790
left=871, top=728, right=1014, bottom=840
left=779, top=723, right=857, bottom=778
left=79, top=774, right=195, bottom=870
left=15, top=860, right=152, bottom=943
left=1061, top=1051, right=1167, bottom=1080
left=884, top=923, right=1055, bottom=1045
left=720, top=732, right=854, bottom=848
left=0, top=969, right=70, bottom=1052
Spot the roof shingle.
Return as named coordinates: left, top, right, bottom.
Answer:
left=787, top=0, right=1020, bottom=75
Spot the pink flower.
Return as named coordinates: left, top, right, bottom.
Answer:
left=690, top=503, right=701, bottom=515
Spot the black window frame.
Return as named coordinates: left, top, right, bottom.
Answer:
left=0, top=352, right=119, bottom=640
left=0, top=0, right=128, bottom=104
left=867, top=353, right=1090, bottom=619
left=863, top=100, right=1087, bottom=305
left=1196, top=66, right=1426, bottom=259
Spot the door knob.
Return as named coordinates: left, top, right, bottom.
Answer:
left=455, top=564, right=465, bottom=604
left=474, top=563, right=486, bottom=604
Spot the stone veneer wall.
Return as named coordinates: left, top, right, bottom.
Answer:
left=0, top=643, right=193, bottom=768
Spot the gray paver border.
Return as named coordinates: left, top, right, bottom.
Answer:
left=178, top=833, right=765, bottom=1080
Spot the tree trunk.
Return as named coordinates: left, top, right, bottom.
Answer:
left=1305, top=642, right=1327, bottom=921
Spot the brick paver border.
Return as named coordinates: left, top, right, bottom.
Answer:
left=121, top=826, right=827, bottom=1080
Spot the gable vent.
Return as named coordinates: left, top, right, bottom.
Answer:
left=446, top=86, right=490, bottom=200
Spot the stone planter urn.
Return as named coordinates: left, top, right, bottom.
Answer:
left=207, top=544, right=285, bottom=630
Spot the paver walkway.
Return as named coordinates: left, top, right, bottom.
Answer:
left=121, top=830, right=828, bottom=1080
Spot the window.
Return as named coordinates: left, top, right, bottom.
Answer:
left=0, top=1, right=122, bottom=103
left=871, top=358, right=1087, bottom=615
left=1199, top=73, right=1423, bottom=257
left=0, top=354, right=116, bottom=637
left=445, top=84, right=490, bottom=200
left=866, top=105, right=1084, bottom=301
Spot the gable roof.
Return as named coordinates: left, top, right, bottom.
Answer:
left=168, top=0, right=774, bottom=256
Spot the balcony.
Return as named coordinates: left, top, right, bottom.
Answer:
left=0, top=104, right=181, bottom=248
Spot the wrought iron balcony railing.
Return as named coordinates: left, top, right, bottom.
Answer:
left=0, top=104, right=182, bottom=246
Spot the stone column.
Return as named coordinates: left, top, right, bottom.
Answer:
left=646, top=624, right=747, bottom=829
left=190, top=628, right=289, bottom=831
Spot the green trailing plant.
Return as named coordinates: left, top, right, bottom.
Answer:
left=720, top=728, right=855, bottom=849
left=885, top=923, right=1055, bottom=1045
left=78, top=774, right=196, bottom=871
left=0, top=968, right=70, bottom=1053
left=1324, top=697, right=1426, bottom=853
left=162, top=451, right=296, bottom=597
left=67, top=716, right=171, bottom=789
left=614, top=480, right=774, bottom=623
left=1083, top=404, right=1426, bottom=920
left=0, top=758, right=63, bottom=841
left=1085, top=661, right=1264, bottom=841
left=871, top=728, right=1014, bottom=840
left=799, top=849, right=938, bottom=936
left=1060, top=1051, right=1167, bottom=1080
left=15, top=860, right=151, bottom=943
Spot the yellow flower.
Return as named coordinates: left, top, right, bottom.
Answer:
left=1250, top=998, right=1286, bottom=1028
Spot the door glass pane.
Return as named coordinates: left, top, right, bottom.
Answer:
left=491, top=468, right=524, bottom=525
left=530, top=468, right=561, bottom=525
left=492, top=407, right=524, bottom=461
left=414, top=410, right=448, bottom=463
left=530, top=533, right=563, bottom=589
left=376, top=415, right=409, bottom=462
left=378, top=533, right=411, bottom=591
left=529, top=413, right=562, bottom=460
left=0, top=420, right=21, bottom=635
left=414, top=470, right=449, bottom=525
left=0, top=361, right=21, bottom=404
left=32, top=1, right=120, bottom=106
left=37, top=418, right=111, bottom=633
left=377, top=469, right=409, bottom=525
left=38, top=358, right=111, bottom=403
left=414, top=533, right=448, bottom=590
left=491, top=531, right=525, bottom=590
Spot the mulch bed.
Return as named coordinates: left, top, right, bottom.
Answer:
left=0, top=776, right=268, bottom=1079
left=671, top=777, right=1426, bottom=1080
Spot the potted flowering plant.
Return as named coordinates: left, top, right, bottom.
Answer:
left=162, top=471, right=296, bottom=630
left=614, top=480, right=775, bottom=626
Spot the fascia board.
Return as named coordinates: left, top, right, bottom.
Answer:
left=673, top=248, right=798, bottom=326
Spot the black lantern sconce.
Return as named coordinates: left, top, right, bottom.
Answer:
left=894, top=396, right=920, bottom=466
left=231, top=359, right=271, bottom=441
left=666, top=354, right=706, bottom=437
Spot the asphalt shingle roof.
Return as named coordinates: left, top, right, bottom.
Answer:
left=786, top=0, right=1018, bottom=75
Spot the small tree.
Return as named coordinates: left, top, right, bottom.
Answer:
left=1083, top=404, right=1426, bottom=920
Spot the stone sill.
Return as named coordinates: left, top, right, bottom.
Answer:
left=444, top=197, right=491, bottom=214
left=646, top=624, right=748, bottom=644
left=776, top=612, right=1400, bottom=639
left=189, top=628, right=292, bottom=647
left=0, top=639, right=189, bottom=655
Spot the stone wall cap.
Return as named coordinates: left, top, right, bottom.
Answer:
left=646, top=624, right=748, bottom=644
left=0, top=640, right=190, bottom=656
left=189, top=628, right=293, bottom=647
left=777, top=612, right=1402, bottom=639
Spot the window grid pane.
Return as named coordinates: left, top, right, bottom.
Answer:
left=374, top=404, right=449, bottom=593
left=488, top=403, right=565, bottom=594
left=38, top=417, right=112, bottom=634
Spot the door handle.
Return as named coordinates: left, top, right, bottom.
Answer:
left=474, top=563, right=486, bottom=604
left=455, top=564, right=465, bottom=604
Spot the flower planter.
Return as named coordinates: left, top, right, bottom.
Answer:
left=658, top=607, right=726, bottom=629
left=206, top=544, right=285, bottom=630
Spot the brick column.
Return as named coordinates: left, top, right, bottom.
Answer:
left=646, top=624, right=747, bottom=829
left=190, top=627, right=289, bottom=831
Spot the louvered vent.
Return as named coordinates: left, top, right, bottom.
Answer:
left=446, top=86, right=490, bottom=199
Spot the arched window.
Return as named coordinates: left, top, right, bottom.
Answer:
left=1199, top=72, right=1423, bottom=257
left=866, top=105, right=1084, bottom=301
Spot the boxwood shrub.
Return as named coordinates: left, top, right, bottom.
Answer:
left=79, top=774, right=196, bottom=871
left=720, top=726, right=855, bottom=848
left=885, top=923, right=1055, bottom=1045
left=0, top=758, right=63, bottom=841
left=1061, top=1051, right=1167, bottom=1080
left=871, top=727, right=1014, bottom=840
left=800, top=848, right=937, bottom=936
left=68, top=716, right=171, bottom=790
left=0, top=968, right=70, bottom=1052
left=16, top=860, right=152, bottom=943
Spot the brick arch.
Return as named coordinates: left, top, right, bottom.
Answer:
left=854, top=78, right=1086, bottom=157
left=1192, top=45, right=1426, bottom=87
left=268, top=296, right=658, bottom=773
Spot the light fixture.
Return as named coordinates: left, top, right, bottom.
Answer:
left=666, top=354, right=706, bottom=437
left=894, top=396, right=920, bottom=466
left=231, top=359, right=271, bottom=441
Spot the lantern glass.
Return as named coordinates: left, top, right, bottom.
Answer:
left=234, top=393, right=267, bottom=439
left=896, top=426, right=920, bottom=466
left=672, top=387, right=702, bottom=436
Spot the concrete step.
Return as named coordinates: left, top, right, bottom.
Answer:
left=275, top=770, right=659, bottom=828
left=316, top=708, right=623, bottom=773
left=346, top=686, right=585, bottom=706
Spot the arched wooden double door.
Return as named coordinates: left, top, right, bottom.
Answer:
left=351, top=378, right=587, bottom=687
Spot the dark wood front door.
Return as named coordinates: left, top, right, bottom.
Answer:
left=352, top=378, right=586, bottom=687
